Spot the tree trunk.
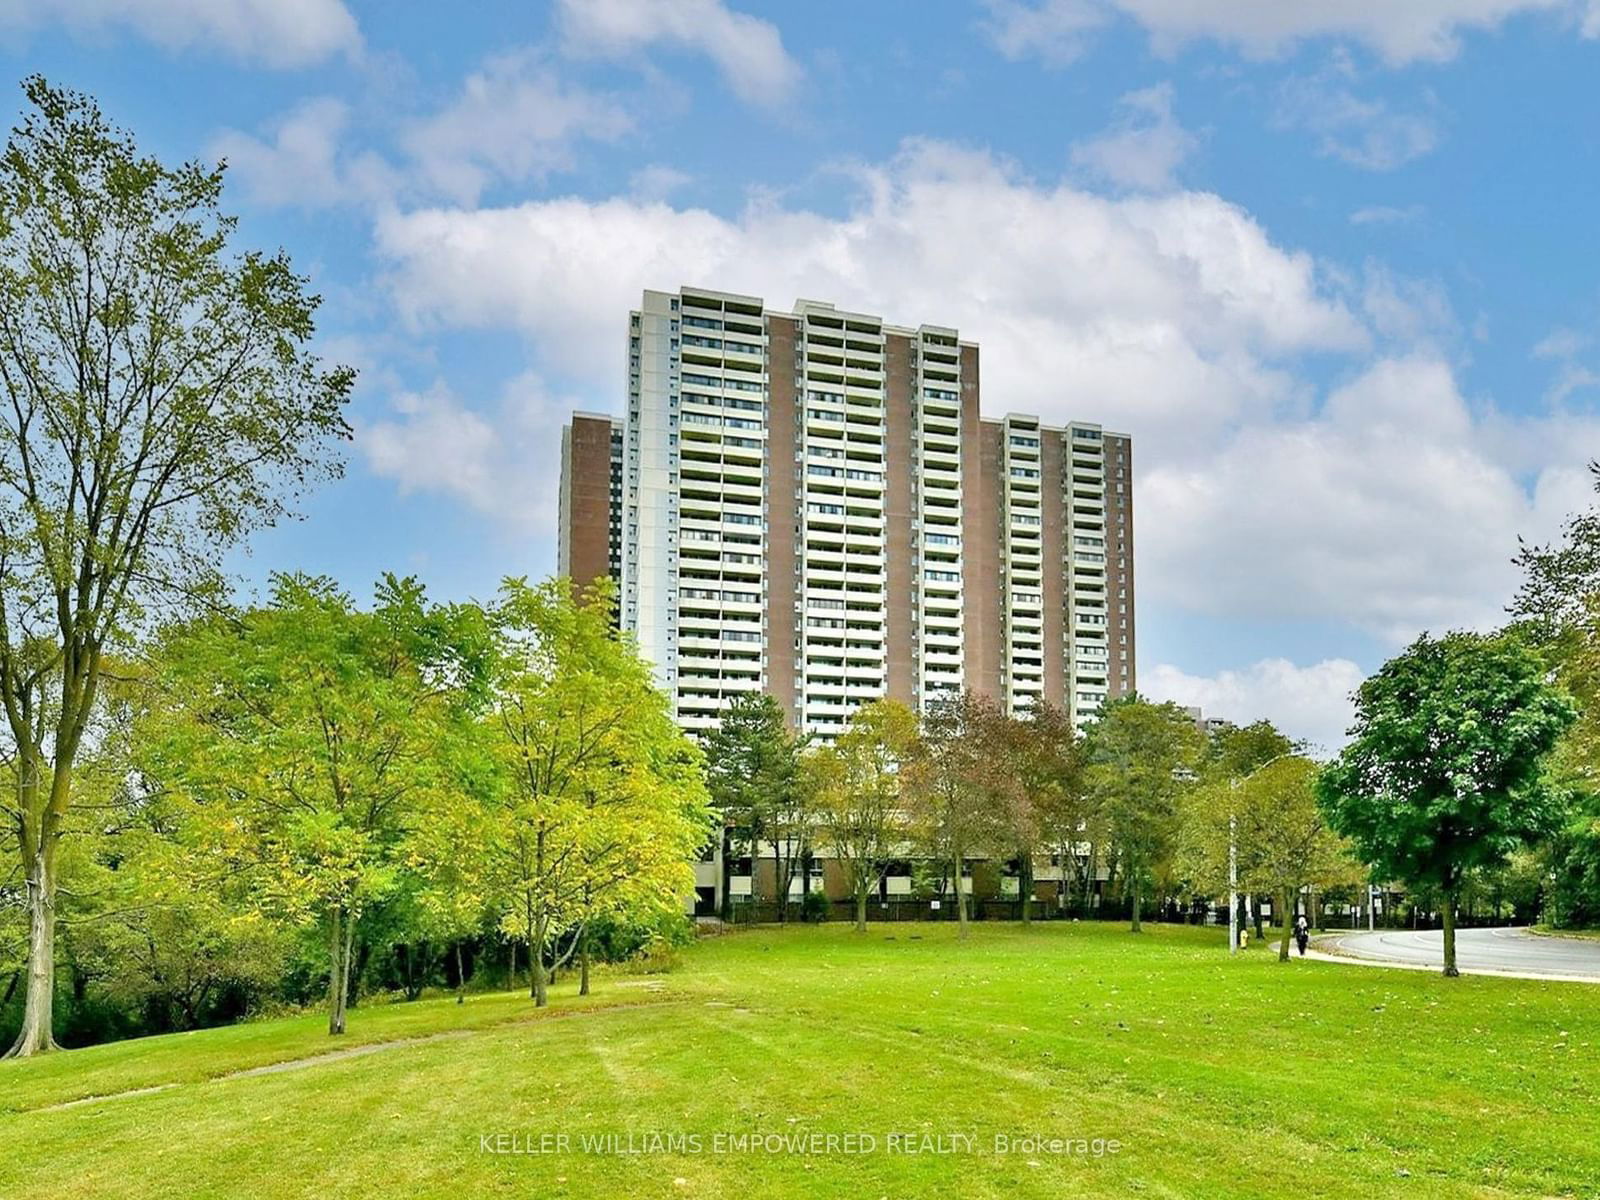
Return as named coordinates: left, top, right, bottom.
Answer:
left=775, top=845, right=787, bottom=924
left=5, top=844, right=59, bottom=1056
left=854, top=886, right=867, bottom=933
left=1253, top=895, right=1264, bottom=941
left=1084, top=841, right=1098, bottom=916
left=455, top=941, right=466, bottom=1004
left=579, top=928, right=591, bottom=997
left=720, top=827, right=733, bottom=923
left=509, top=940, right=518, bottom=992
left=1130, top=866, right=1142, bottom=933
left=327, top=905, right=350, bottom=1036
left=1442, top=892, right=1459, bottom=978
left=1019, top=854, right=1034, bottom=926
left=532, top=913, right=549, bottom=1007
left=954, top=849, right=969, bottom=940
left=1278, top=888, right=1292, bottom=962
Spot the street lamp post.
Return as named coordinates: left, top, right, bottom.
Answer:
left=1225, top=751, right=1298, bottom=956
left=1227, top=808, right=1238, bottom=955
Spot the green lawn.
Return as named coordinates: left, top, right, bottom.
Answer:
left=5, top=921, right=1598, bottom=1199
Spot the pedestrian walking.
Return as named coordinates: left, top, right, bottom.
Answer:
left=1294, top=913, right=1310, bottom=956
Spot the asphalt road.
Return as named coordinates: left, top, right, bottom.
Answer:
left=1319, top=926, right=1600, bottom=979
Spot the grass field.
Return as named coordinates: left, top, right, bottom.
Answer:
left=5, top=921, right=1598, bottom=1199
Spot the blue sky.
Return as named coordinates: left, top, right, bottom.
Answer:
left=6, top=0, right=1600, bottom=747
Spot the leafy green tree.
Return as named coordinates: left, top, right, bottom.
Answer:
left=1085, top=697, right=1205, bottom=932
left=903, top=690, right=1004, bottom=937
left=0, top=79, right=352, bottom=1056
left=475, top=578, right=710, bottom=1007
left=403, top=819, right=491, bottom=1005
left=806, top=700, right=918, bottom=933
left=135, top=575, right=476, bottom=1033
left=1179, top=721, right=1360, bottom=953
left=70, top=860, right=291, bottom=1031
left=1220, top=756, right=1357, bottom=960
left=1318, top=631, right=1575, bottom=975
left=1522, top=592, right=1600, bottom=928
left=1511, top=461, right=1600, bottom=636
left=1022, top=703, right=1097, bottom=915
left=1505, top=467, right=1600, bottom=928
left=1206, top=721, right=1297, bottom=780
left=702, top=693, right=805, bottom=921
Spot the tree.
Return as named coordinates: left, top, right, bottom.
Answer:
left=1523, top=573, right=1600, bottom=928
left=0, top=79, right=352, bottom=1056
left=135, top=575, right=475, bottom=1034
left=1206, top=721, right=1296, bottom=780
left=1178, top=721, right=1302, bottom=938
left=806, top=700, right=918, bottom=933
left=1084, top=697, right=1205, bottom=932
left=702, top=693, right=805, bottom=921
left=477, top=578, right=709, bottom=1007
left=1024, top=705, right=1097, bottom=916
left=1010, top=701, right=1083, bottom=924
left=1317, top=631, right=1575, bottom=976
left=1232, top=757, right=1356, bottom=960
left=1511, top=460, right=1600, bottom=636
left=903, top=691, right=1003, bottom=937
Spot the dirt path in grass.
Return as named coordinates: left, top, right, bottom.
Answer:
left=32, top=984, right=679, bottom=1115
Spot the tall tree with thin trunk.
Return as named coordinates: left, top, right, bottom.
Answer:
left=1084, top=696, right=1205, bottom=933
left=1009, top=700, right=1081, bottom=924
left=806, top=700, right=917, bottom=933
left=702, top=693, right=804, bottom=921
left=0, top=79, right=351, bottom=1055
left=1318, top=631, right=1574, bottom=976
left=904, top=690, right=1009, bottom=937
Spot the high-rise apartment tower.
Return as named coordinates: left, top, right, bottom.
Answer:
left=558, top=286, right=1134, bottom=736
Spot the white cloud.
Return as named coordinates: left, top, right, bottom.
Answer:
left=0, top=0, right=360, bottom=67
left=211, top=98, right=397, bottom=210
left=629, top=164, right=694, bottom=201
left=1143, top=658, right=1366, bottom=753
left=360, top=373, right=575, bottom=535
left=1273, top=75, right=1440, bottom=171
left=1349, top=204, right=1424, bottom=226
left=1069, top=82, right=1199, bottom=191
left=1140, top=355, right=1589, bottom=643
left=981, top=0, right=1108, bottom=65
left=1358, top=263, right=1455, bottom=345
left=402, top=51, right=632, bottom=204
left=1535, top=327, right=1590, bottom=359
left=1529, top=325, right=1600, bottom=404
left=213, top=53, right=630, bottom=210
left=555, top=0, right=801, bottom=108
left=983, top=0, right=1583, bottom=66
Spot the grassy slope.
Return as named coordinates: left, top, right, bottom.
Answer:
left=4, top=922, right=1598, bottom=1199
